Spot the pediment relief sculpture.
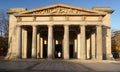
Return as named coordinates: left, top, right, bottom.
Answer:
left=29, top=6, right=94, bottom=15
left=11, top=4, right=109, bottom=16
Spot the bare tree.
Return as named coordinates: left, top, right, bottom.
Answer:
left=0, top=10, right=8, bottom=57
left=0, top=10, right=9, bottom=37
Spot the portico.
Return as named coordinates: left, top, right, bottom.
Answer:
left=6, top=4, right=114, bottom=60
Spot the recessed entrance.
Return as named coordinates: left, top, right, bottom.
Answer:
left=54, top=26, right=64, bottom=59
left=43, top=44, right=47, bottom=58
left=55, top=44, right=63, bottom=58
left=69, top=44, right=74, bottom=58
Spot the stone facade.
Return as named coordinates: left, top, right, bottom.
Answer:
left=6, top=4, right=114, bottom=60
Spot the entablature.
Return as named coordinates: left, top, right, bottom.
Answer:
left=16, top=16, right=103, bottom=22
left=17, top=21, right=103, bottom=26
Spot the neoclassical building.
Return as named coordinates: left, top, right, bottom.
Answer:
left=6, top=4, right=114, bottom=60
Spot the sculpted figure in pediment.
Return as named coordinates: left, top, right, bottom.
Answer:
left=32, top=7, right=87, bottom=15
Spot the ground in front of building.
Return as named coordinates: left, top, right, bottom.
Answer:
left=0, top=59, right=120, bottom=72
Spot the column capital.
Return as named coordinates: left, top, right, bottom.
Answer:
left=64, top=25, right=69, bottom=27
left=80, top=25, right=86, bottom=27
left=64, top=25, right=69, bottom=29
left=16, top=25, right=22, bottom=27
left=32, top=25, right=37, bottom=27
left=48, top=25, right=53, bottom=27
left=96, top=25, right=102, bottom=27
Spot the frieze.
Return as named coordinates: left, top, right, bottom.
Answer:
left=32, top=7, right=89, bottom=15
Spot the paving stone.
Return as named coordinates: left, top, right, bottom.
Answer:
left=0, top=60, right=120, bottom=72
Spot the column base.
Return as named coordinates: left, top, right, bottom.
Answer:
left=80, top=58, right=86, bottom=60
left=63, top=55, right=69, bottom=60
left=96, top=56, right=103, bottom=60
left=47, top=58, right=53, bottom=60
left=80, top=56, right=86, bottom=60
left=5, top=53, right=17, bottom=60
left=32, top=56, right=37, bottom=59
left=64, top=58, right=69, bottom=60
left=106, top=54, right=114, bottom=60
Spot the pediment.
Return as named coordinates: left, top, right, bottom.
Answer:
left=15, top=4, right=107, bottom=16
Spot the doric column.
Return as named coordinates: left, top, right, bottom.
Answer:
left=22, top=29, right=27, bottom=59
left=47, top=25, right=53, bottom=59
left=87, top=38, right=90, bottom=59
left=37, top=33, right=40, bottom=58
left=91, top=33, right=96, bottom=60
left=63, top=25, right=69, bottom=59
left=17, top=25, right=22, bottom=59
left=106, top=28, right=113, bottom=60
left=77, top=33, right=80, bottom=59
left=96, top=25, right=103, bottom=60
left=32, top=25, right=37, bottom=59
left=80, top=25, right=86, bottom=60
left=40, top=37, right=43, bottom=58
left=52, top=39, right=55, bottom=58
left=74, top=39, right=78, bottom=58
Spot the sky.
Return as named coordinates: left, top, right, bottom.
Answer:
left=0, top=0, right=120, bottom=31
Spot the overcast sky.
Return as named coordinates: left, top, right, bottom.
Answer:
left=0, top=0, right=120, bottom=30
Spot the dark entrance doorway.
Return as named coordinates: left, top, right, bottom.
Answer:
left=69, top=44, right=74, bottom=58
left=43, top=44, right=47, bottom=58
left=27, top=31, right=32, bottom=58
left=55, top=44, right=62, bottom=58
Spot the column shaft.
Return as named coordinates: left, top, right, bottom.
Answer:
left=77, top=33, right=80, bottom=59
left=17, top=26, right=22, bottom=58
left=91, top=33, right=96, bottom=60
left=74, top=39, right=78, bottom=58
left=32, top=26, right=37, bottom=59
left=37, top=33, right=40, bottom=58
left=63, top=25, right=69, bottom=59
left=48, top=25, right=53, bottom=59
left=52, top=39, right=55, bottom=58
left=80, top=25, right=86, bottom=60
left=96, top=25, right=102, bottom=60
left=87, top=38, right=90, bottom=59
left=40, top=37, right=43, bottom=58
left=106, top=28, right=112, bottom=59
left=22, top=29, right=27, bottom=59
